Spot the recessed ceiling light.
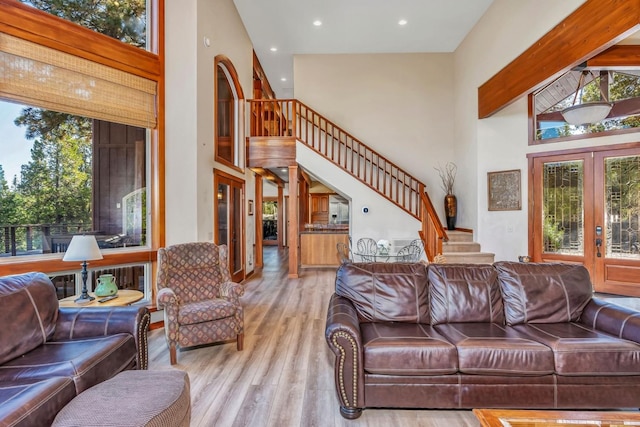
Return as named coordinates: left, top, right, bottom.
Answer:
left=280, top=168, right=287, bottom=172
left=281, top=77, right=287, bottom=82
left=270, top=47, right=278, bottom=52
left=398, top=19, right=408, bottom=26
left=313, top=20, right=322, bottom=27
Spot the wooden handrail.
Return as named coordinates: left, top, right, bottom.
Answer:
left=248, top=99, right=448, bottom=261
left=419, top=191, right=448, bottom=261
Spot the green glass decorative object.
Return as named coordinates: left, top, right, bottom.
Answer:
left=95, top=274, right=118, bottom=297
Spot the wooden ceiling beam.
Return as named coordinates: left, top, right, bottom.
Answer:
left=586, top=45, right=640, bottom=69
left=251, top=167, right=285, bottom=187
left=478, top=0, right=640, bottom=119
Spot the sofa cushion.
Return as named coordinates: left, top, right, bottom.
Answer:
left=361, top=322, right=458, bottom=375
left=512, top=323, right=640, bottom=376
left=178, top=299, right=237, bottom=325
left=434, top=323, right=555, bottom=376
left=0, top=377, right=76, bottom=427
left=495, top=262, right=592, bottom=325
left=335, top=262, right=429, bottom=323
left=0, top=334, right=136, bottom=394
left=0, top=272, right=58, bottom=365
left=428, top=264, right=504, bottom=325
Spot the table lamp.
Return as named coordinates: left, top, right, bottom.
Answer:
left=62, top=235, right=103, bottom=304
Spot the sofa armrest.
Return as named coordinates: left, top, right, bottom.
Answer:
left=325, top=293, right=364, bottom=417
left=53, top=306, right=150, bottom=369
left=219, top=281, right=245, bottom=305
left=579, top=298, right=640, bottom=343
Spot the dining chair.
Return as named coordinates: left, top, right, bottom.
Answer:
left=336, top=242, right=352, bottom=264
left=410, top=238, right=425, bottom=259
left=396, top=244, right=422, bottom=262
left=356, top=238, right=377, bottom=262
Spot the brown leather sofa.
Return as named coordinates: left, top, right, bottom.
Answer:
left=325, top=261, right=640, bottom=419
left=0, top=272, right=150, bottom=426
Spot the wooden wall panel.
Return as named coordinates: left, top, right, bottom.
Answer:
left=247, top=137, right=296, bottom=168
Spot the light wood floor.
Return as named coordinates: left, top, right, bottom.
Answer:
left=147, top=246, right=481, bottom=427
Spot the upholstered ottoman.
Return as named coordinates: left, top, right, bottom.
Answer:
left=52, top=369, right=190, bottom=427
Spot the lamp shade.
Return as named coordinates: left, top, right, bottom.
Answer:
left=561, top=101, right=613, bottom=126
left=62, top=235, right=104, bottom=262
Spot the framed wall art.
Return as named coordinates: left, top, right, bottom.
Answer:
left=487, top=169, right=521, bottom=211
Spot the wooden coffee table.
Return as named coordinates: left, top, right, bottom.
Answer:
left=473, top=409, right=640, bottom=427
left=58, top=289, right=144, bottom=307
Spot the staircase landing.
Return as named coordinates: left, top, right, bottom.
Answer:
left=442, top=230, right=494, bottom=264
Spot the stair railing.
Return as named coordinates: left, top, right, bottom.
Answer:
left=419, top=191, right=448, bottom=260
left=248, top=99, right=449, bottom=259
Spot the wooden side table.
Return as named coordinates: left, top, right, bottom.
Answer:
left=58, top=289, right=144, bottom=307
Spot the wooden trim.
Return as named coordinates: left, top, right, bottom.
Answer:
left=0, top=250, right=157, bottom=276
left=214, top=55, right=245, bottom=173
left=587, top=45, right=640, bottom=69
left=254, top=174, right=264, bottom=268
left=0, top=0, right=161, bottom=79
left=479, top=0, right=640, bottom=118
left=287, top=166, right=299, bottom=278
left=527, top=141, right=640, bottom=159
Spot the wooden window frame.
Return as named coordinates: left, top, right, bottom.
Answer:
left=214, top=55, right=245, bottom=173
left=0, top=0, right=165, bottom=279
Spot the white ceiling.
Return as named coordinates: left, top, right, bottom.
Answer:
left=233, top=0, right=495, bottom=98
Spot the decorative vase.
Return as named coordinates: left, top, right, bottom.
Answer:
left=444, top=194, right=457, bottom=230
left=95, top=274, right=118, bottom=297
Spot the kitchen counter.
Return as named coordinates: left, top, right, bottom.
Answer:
left=300, top=230, right=349, bottom=267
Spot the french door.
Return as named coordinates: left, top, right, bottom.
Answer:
left=214, top=170, right=245, bottom=283
left=531, top=145, right=640, bottom=296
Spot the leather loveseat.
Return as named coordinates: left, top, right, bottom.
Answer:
left=325, top=261, right=640, bottom=419
left=0, top=272, right=150, bottom=426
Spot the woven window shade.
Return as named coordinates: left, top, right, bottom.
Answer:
left=0, top=32, right=156, bottom=128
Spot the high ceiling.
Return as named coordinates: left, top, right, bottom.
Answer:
left=233, top=0, right=495, bottom=98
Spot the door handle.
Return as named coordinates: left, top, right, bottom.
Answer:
left=595, top=238, right=602, bottom=258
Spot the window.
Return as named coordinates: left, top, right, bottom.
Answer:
left=20, top=0, right=150, bottom=51
left=215, top=56, right=245, bottom=171
left=0, top=1, right=162, bottom=292
left=532, top=70, right=640, bottom=143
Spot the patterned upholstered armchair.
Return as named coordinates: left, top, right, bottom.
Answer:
left=156, top=242, right=244, bottom=365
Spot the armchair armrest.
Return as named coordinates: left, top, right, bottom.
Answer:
left=53, top=306, right=150, bottom=369
left=325, top=293, right=364, bottom=418
left=580, top=298, right=640, bottom=343
left=219, top=281, right=245, bottom=305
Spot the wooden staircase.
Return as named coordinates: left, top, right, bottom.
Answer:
left=442, top=230, right=495, bottom=264
left=248, top=99, right=456, bottom=262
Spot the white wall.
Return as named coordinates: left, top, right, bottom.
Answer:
left=297, top=142, right=421, bottom=244
left=165, top=0, right=198, bottom=244
left=294, top=53, right=456, bottom=223
left=165, top=0, right=255, bottom=271
left=454, top=0, right=640, bottom=262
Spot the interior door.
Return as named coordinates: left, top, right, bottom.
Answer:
left=214, top=171, right=245, bottom=283
left=531, top=146, right=640, bottom=296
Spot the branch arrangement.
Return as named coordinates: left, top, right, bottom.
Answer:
left=434, top=162, right=457, bottom=195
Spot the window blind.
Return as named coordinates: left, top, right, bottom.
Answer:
left=0, top=32, right=157, bottom=129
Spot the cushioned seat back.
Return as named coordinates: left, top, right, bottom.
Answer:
left=0, top=272, right=58, bottom=364
left=335, top=262, right=429, bottom=323
left=494, top=261, right=592, bottom=325
left=428, top=264, right=504, bottom=325
left=157, top=242, right=231, bottom=303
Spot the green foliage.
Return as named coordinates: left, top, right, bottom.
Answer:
left=543, top=217, right=564, bottom=252
left=20, top=0, right=147, bottom=47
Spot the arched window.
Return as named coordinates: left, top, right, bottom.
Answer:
left=215, top=56, right=244, bottom=170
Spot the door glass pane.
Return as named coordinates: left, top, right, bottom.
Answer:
left=605, top=155, right=640, bottom=259
left=232, top=186, right=242, bottom=273
left=217, top=184, right=229, bottom=246
left=543, top=161, right=584, bottom=255
left=263, top=201, right=277, bottom=241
